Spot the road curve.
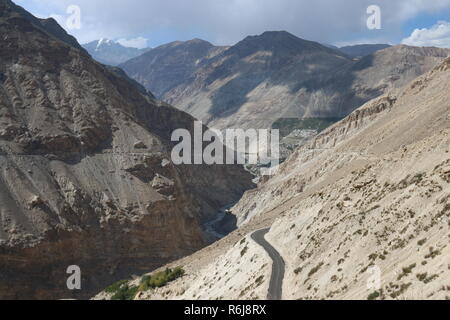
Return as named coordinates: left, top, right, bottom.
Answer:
left=251, top=228, right=285, bottom=300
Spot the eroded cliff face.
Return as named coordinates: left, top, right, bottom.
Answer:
left=0, top=0, right=254, bottom=299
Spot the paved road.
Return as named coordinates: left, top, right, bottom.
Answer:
left=251, top=228, right=285, bottom=300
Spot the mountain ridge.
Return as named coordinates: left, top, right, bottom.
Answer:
left=0, top=0, right=253, bottom=299
left=121, top=31, right=450, bottom=131
left=0, top=0, right=85, bottom=52
left=339, top=43, right=391, bottom=58
left=120, top=38, right=229, bottom=98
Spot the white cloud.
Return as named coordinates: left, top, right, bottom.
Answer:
left=117, top=37, right=148, bottom=49
left=402, top=21, right=450, bottom=48
left=16, top=0, right=450, bottom=46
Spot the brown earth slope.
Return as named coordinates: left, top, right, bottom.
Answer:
left=0, top=0, right=253, bottom=299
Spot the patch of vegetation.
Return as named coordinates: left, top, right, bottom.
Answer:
left=139, top=267, right=185, bottom=292
left=240, top=246, right=248, bottom=257
left=105, top=280, right=129, bottom=294
left=111, top=284, right=139, bottom=300
left=412, top=172, right=426, bottom=184
left=397, top=264, right=416, bottom=280
left=307, top=262, right=324, bottom=278
left=255, top=275, right=264, bottom=287
left=425, top=247, right=441, bottom=259
left=294, top=267, right=303, bottom=275
left=272, top=117, right=342, bottom=137
left=417, top=238, right=427, bottom=246
left=423, top=274, right=439, bottom=284
left=368, top=253, right=378, bottom=261
left=416, top=273, right=428, bottom=282
left=367, top=291, right=381, bottom=300
left=442, top=203, right=450, bottom=214
left=390, top=283, right=412, bottom=299
left=416, top=273, right=440, bottom=284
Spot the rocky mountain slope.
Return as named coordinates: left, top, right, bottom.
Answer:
left=111, top=52, right=449, bottom=301
left=121, top=31, right=449, bottom=131
left=0, top=0, right=253, bottom=299
left=83, top=39, right=151, bottom=66
left=120, top=39, right=228, bottom=98
left=339, top=44, right=391, bottom=58
left=1, top=0, right=84, bottom=52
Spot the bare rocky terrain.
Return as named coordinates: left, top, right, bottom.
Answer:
left=0, top=0, right=253, bottom=299
left=112, top=53, right=449, bottom=301
left=120, top=39, right=229, bottom=99
left=338, top=44, right=391, bottom=58
left=121, top=31, right=450, bottom=132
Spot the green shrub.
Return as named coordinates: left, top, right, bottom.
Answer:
left=367, top=291, right=380, bottom=300
left=139, top=267, right=185, bottom=292
left=105, top=280, right=129, bottom=293
left=397, top=263, right=416, bottom=280
left=307, top=262, right=324, bottom=277
left=416, top=273, right=428, bottom=282
left=111, top=284, right=139, bottom=300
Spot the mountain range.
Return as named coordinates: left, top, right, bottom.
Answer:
left=120, top=31, right=449, bottom=131
left=1, top=0, right=449, bottom=302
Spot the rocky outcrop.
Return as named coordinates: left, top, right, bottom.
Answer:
left=0, top=0, right=254, bottom=299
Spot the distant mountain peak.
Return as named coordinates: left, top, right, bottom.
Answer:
left=241, top=30, right=302, bottom=44
left=227, top=30, right=346, bottom=59
left=186, top=38, right=212, bottom=45
left=96, top=38, right=114, bottom=49
left=159, top=38, right=214, bottom=50
left=83, top=39, right=151, bottom=65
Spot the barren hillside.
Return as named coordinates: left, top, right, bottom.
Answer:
left=108, top=53, right=450, bottom=301
left=0, top=0, right=253, bottom=299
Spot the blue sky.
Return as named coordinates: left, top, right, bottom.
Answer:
left=14, top=0, right=450, bottom=49
left=402, top=8, right=450, bottom=34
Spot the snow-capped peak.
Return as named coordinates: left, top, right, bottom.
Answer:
left=96, top=38, right=114, bottom=51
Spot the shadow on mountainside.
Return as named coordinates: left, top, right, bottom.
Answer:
left=206, top=45, right=377, bottom=123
